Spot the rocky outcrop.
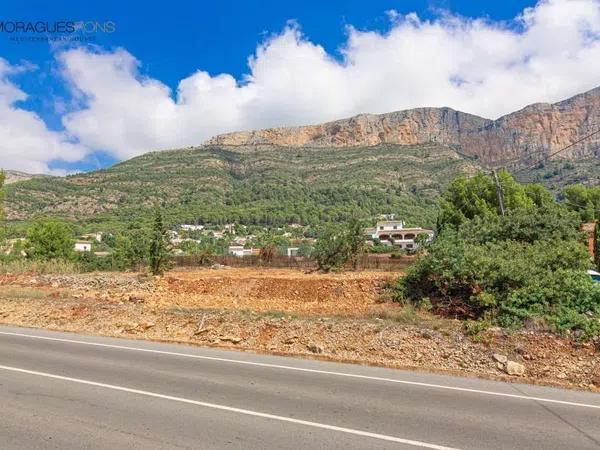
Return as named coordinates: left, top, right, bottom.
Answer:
left=461, top=87, right=600, bottom=166
left=206, top=87, right=600, bottom=167
left=207, top=108, right=489, bottom=149
left=2, top=170, right=45, bottom=185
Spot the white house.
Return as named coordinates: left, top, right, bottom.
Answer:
left=74, top=241, right=92, bottom=252
left=180, top=224, right=204, bottom=231
left=287, top=247, right=299, bottom=257
left=227, top=245, right=259, bottom=257
left=365, top=220, right=434, bottom=250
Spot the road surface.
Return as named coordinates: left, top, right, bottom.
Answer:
left=0, top=325, right=598, bottom=449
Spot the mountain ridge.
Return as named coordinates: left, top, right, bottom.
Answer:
left=205, top=87, right=600, bottom=168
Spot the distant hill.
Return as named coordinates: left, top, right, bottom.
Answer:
left=2, top=170, right=47, bottom=185
left=4, top=87, right=600, bottom=229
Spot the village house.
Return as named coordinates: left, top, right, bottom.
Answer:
left=180, top=224, right=205, bottom=232
left=227, top=245, right=260, bottom=257
left=365, top=220, right=434, bottom=250
left=74, top=241, right=93, bottom=252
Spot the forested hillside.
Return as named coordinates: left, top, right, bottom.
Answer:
left=5, top=143, right=482, bottom=230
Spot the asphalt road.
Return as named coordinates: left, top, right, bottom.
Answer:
left=0, top=326, right=599, bottom=449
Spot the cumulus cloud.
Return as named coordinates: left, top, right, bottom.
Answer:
left=3, top=0, right=600, bottom=172
left=0, top=59, right=89, bottom=173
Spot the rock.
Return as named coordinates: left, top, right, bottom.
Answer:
left=492, top=353, right=508, bottom=364
left=505, top=361, right=526, bottom=376
left=206, top=87, right=600, bottom=167
left=556, top=372, right=568, bottom=380
left=307, top=343, right=324, bottom=354
left=220, top=336, right=242, bottom=344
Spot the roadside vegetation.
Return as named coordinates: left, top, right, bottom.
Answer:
left=397, top=171, right=600, bottom=339
left=1, top=167, right=599, bottom=340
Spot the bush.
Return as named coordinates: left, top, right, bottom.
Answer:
left=313, top=219, right=365, bottom=272
left=25, top=219, right=74, bottom=260
left=400, top=229, right=600, bottom=338
left=401, top=173, right=600, bottom=339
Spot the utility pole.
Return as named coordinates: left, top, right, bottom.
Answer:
left=492, top=169, right=506, bottom=216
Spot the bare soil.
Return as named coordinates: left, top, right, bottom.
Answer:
left=0, top=267, right=598, bottom=391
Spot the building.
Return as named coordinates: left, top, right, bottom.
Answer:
left=365, top=220, right=434, bottom=250
left=227, top=245, right=259, bottom=257
left=180, top=224, right=204, bottom=231
left=74, top=241, right=92, bottom=252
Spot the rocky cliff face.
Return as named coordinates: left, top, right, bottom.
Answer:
left=207, top=108, right=489, bottom=149
left=206, top=87, right=600, bottom=167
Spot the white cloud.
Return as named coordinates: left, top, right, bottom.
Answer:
left=4, top=0, right=600, bottom=172
left=0, top=58, right=89, bottom=174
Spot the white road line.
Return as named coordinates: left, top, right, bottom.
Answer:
left=0, top=364, right=458, bottom=450
left=1, top=330, right=599, bottom=410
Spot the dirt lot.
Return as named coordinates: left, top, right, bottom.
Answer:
left=1, top=267, right=599, bottom=391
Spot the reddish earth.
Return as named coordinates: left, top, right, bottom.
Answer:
left=0, top=268, right=598, bottom=392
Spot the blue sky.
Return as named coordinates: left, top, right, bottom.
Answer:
left=1, top=0, right=599, bottom=174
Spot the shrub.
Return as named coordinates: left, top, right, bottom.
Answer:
left=313, top=218, right=365, bottom=272
left=400, top=229, right=600, bottom=338
left=25, top=218, right=74, bottom=260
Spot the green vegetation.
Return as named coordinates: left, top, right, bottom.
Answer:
left=562, top=184, right=600, bottom=221
left=313, top=218, right=365, bottom=272
left=399, top=171, right=600, bottom=339
left=111, top=224, right=150, bottom=270
left=437, top=171, right=553, bottom=229
left=25, top=219, right=74, bottom=260
left=148, top=208, right=171, bottom=275
left=4, top=143, right=479, bottom=231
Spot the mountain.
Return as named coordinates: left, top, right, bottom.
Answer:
left=2, top=170, right=46, bottom=185
left=3, top=87, right=600, bottom=228
left=4, top=143, right=479, bottom=228
left=207, top=87, right=600, bottom=168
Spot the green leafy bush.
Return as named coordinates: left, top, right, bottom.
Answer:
left=400, top=173, right=600, bottom=339
left=25, top=218, right=74, bottom=260
left=400, top=231, right=600, bottom=337
left=313, top=219, right=365, bottom=272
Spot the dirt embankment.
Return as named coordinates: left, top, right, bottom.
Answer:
left=0, top=268, right=598, bottom=391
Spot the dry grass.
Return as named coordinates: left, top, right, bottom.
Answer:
left=0, top=259, right=81, bottom=275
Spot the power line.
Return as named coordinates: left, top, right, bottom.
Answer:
left=511, top=128, right=600, bottom=175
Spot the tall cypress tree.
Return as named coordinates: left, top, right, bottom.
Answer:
left=148, top=207, right=170, bottom=275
